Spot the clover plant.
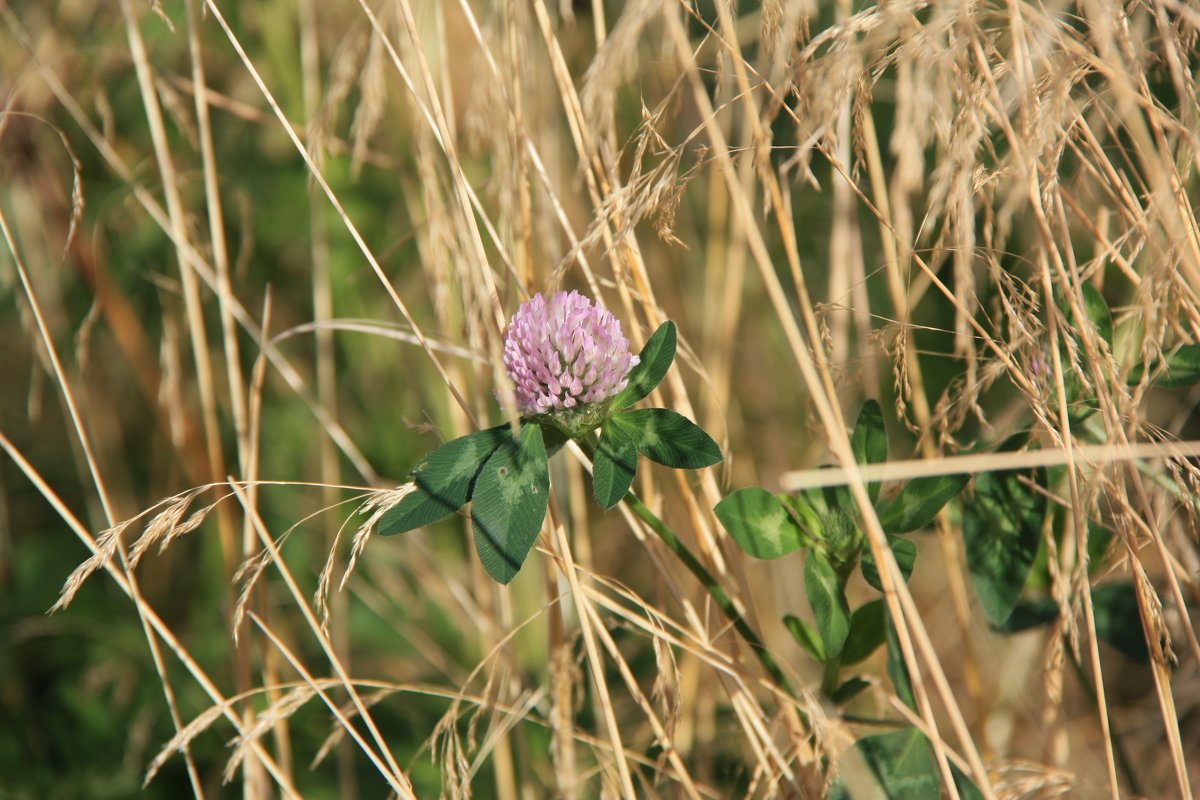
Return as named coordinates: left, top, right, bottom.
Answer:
left=378, top=291, right=720, bottom=584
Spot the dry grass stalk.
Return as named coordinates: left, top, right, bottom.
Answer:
left=6, top=0, right=1200, bottom=796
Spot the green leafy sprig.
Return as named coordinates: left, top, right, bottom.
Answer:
left=378, top=322, right=720, bottom=586
left=714, top=401, right=972, bottom=695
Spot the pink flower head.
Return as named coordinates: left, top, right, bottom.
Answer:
left=502, top=291, right=639, bottom=416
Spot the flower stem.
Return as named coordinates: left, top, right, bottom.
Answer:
left=576, top=437, right=793, bottom=696
left=622, top=492, right=793, bottom=693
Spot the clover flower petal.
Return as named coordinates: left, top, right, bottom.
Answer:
left=502, top=291, right=638, bottom=417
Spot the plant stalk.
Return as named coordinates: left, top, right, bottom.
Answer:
left=621, top=491, right=793, bottom=694
left=577, top=437, right=793, bottom=695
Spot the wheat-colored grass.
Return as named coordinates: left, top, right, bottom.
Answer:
left=2, top=0, right=1199, bottom=797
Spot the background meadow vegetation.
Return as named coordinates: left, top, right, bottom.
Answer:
left=2, top=0, right=1199, bottom=797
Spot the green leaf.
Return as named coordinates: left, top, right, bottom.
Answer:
left=378, top=491, right=456, bottom=537
left=1052, top=288, right=1110, bottom=422
left=779, top=490, right=828, bottom=535
left=619, top=408, right=722, bottom=469
left=470, top=424, right=550, bottom=584
left=995, top=584, right=1151, bottom=663
left=716, top=487, right=813, bottom=560
left=841, top=599, right=887, bottom=666
left=612, top=321, right=676, bottom=409
left=1087, top=519, right=1115, bottom=571
left=1091, top=583, right=1150, bottom=663
left=963, top=463, right=1046, bottom=625
left=829, top=728, right=984, bottom=800
left=805, top=550, right=851, bottom=659
left=877, top=474, right=969, bottom=534
left=994, top=598, right=1059, bottom=634
left=1058, top=284, right=1113, bottom=347
left=783, top=614, right=826, bottom=662
left=379, top=424, right=511, bottom=535
left=830, top=728, right=937, bottom=800
left=831, top=677, right=871, bottom=704
left=822, top=509, right=864, bottom=572
left=852, top=400, right=888, bottom=504
left=1051, top=285, right=1111, bottom=423
left=1080, top=283, right=1114, bottom=347
left=592, top=419, right=638, bottom=509
left=861, top=536, right=918, bottom=592
left=956, top=769, right=986, bottom=800
left=1031, top=514, right=1113, bottom=591
left=1128, top=344, right=1200, bottom=387
left=886, top=611, right=915, bottom=711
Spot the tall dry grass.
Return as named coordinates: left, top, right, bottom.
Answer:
left=2, top=0, right=1199, bottom=797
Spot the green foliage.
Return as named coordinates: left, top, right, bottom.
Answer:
left=378, top=424, right=511, bottom=535
left=1086, top=518, right=1116, bottom=567
left=1056, top=283, right=1114, bottom=349
left=617, top=408, right=722, bottom=469
left=720, top=401, right=966, bottom=564
left=1128, top=344, right=1200, bottom=387
left=830, top=728, right=940, bottom=800
left=1090, top=582, right=1151, bottom=662
left=612, top=321, right=676, bottom=409
left=592, top=417, right=639, bottom=509
left=995, top=597, right=1060, bottom=633
left=831, top=677, right=872, bottom=703
left=784, top=613, right=827, bottom=662
left=383, top=315, right=722, bottom=582
left=1079, top=283, right=1114, bottom=346
left=778, top=491, right=829, bottom=538
left=805, top=550, right=852, bottom=659
left=877, top=474, right=970, bottom=534
left=829, top=728, right=984, bottom=800
left=852, top=399, right=888, bottom=503
left=471, top=423, right=550, bottom=584
left=10, top=2, right=1193, bottom=796
left=861, top=536, right=918, bottom=592
left=0, top=540, right=228, bottom=798
left=713, top=401, right=969, bottom=717
left=589, top=323, right=721, bottom=508
left=886, top=611, right=916, bottom=711
left=1044, top=283, right=1115, bottom=423
left=715, top=487, right=813, bottom=560
left=822, top=509, right=864, bottom=571
left=841, top=599, right=888, bottom=666
left=963, top=458, right=1047, bottom=625
left=998, top=583, right=1151, bottom=664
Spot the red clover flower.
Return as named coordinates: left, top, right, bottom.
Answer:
left=502, top=291, right=639, bottom=423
